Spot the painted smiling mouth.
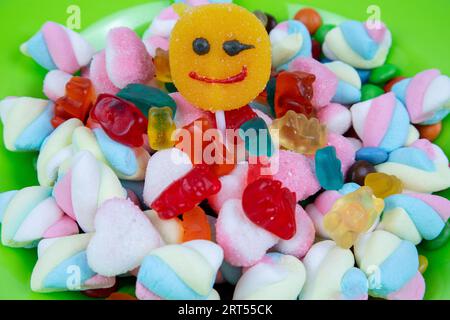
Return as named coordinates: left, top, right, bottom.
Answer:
left=189, top=66, right=248, bottom=84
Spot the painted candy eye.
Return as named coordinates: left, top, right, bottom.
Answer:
left=223, top=40, right=254, bottom=56
left=192, top=37, right=210, bottom=55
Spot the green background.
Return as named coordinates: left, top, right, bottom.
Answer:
left=0, top=0, right=448, bottom=300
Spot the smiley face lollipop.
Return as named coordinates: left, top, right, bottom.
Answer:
left=169, top=4, right=272, bottom=112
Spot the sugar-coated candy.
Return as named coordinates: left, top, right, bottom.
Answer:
left=117, top=84, right=177, bottom=118
left=325, top=61, right=362, bottom=104
left=306, top=183, right=361, bottom=239
left=317, top=103, right=351, bottom=135
left=242, top=178, right=297, bottom=240
left=355, top=147, right=388, bottom=165
left=90, top=94, right=148, bottom=148
left=377, top=193, right=450, bottom=245
left=290, top=57, right=339, bottom=108
left=361, top=83, right=384, bottom=101
left=144, top=210, right=184, bottom=245
left=136, top=240, right=223, bottom=300
left=314, top=24, right=335, bottom=44
left=37, top=118, right=83, bottom=186
left=369, top=63, right=400, bottom=85
left=300, top=240, right=368, bottom=300
left=364, top=173, right=402, bottom=199
left=0, top=187, right=78, bottom=248
left=53, top=151, right=127, bottom=232
left=182, top=207, right=212, bottom=242
left=351, top=92, right=410, bottom=152
left=52, top=77, right=96, bottom=128
left=270, top=21, right=312, bottom=70
left=31, top=234, right=116, bottom=293
left=233, top=253, right=306, bottom=300
left=273, top=150, right=320, bottom=201
left=43, top=70, right=73, bottom=101
left=154, top=48, right=172, bottom=83
left=274, top=71, right=315, bottom=118
left=86, top=199, right=162, bottom=277
left=170, top=4, right=271, bottom=111
left=327, top=133, right=357, bottom=175
left=89, top=27, right=154, bottom=95
left=323, top=20, right=392, bottom=69
left=323, top=186, right=384, bottom=249
left=72, top=126, right=150, bottom=181
left=346, top=160, right=376, bottom=186
left=354, top=230, right=425, bottom=300
left=270, top=111, right=327, bottom=155
left=375, top=139, right=450, bottom=193
left=0, top=97, right=54, bottom=152
left=417, top=122, right=442, bottom=142
left=294, top=8, right=322, bottom=35
left=315, top=146, right=344, bottom=190
left=147, top=107, right=176, bottom=151
left=392, top=69, right=450, bottom=124
left=20, top=21, right=94, bottom=73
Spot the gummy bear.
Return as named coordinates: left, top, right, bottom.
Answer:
left=323, top=186, right=384, bottom=249
left=418, top=255, right=428, bottom=274
left=52, top=77, right=96, bottom=128
left=154, top=48, right=172, bottom=83
left=270, top=110, right=327, bottom=155
left=242, top=178, right=297, bottom=240
left=239, top=117, right=274, bottom=157
left=364, top=173, right=403, bottom=199
left=274, top=71, right=316, bottom=118
left=90, top=94, right=148, bottom=148
left=148, top=107, right=176, bottom=151
left=182, top=206, right=212, bottom=242
left=151, top=165, right=222, bottom=219
left=315, top=146, right=344, bottom=190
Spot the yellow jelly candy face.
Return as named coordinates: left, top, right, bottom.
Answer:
left=323, top=186, right=384, bottom=249
left=169, top=4, right=271, bottom=112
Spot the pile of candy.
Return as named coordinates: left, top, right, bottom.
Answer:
left=1, top=1, right=449, bottom=300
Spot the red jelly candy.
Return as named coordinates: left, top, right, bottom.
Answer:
left=52, top=77, right=96, bottom=128
left=82, top=282, right=118, bottom=299
left=182, top=206, right=212, bottom=242
left=152, top=165, right=222, bottom=219
left=90, top=94, right=148, bottom=147
left=384, top=76, right=406, bottom=92
left=311, top=39, right=322, bottom=60
left=225, top=105, right=257, bottom=130
left=247, top=156, right=273, bottom=184
left=274, top=71, right=316, bottom=119
left=242, top=178, right=297, bottom=240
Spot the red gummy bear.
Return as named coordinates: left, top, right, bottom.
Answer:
left=242, top=178, right=297, bottom=240
left=52, top=77, right=96, bottom=128
left=151, top=165, right=222, bottom=219
left=225, top=105, right=257, bottom=130
left=274, top=71, right=316, bottom=119
left=90, top=94, right=148, bottom=148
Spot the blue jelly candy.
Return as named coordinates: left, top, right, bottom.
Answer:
left=239, top=117, right=274, bottom=157
left=355, top=147, right=389, bottom=165
left=315, top=146, right=344, bottom=190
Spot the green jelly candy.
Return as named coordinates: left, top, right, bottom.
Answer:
left=315, top=146, right=344, bottom=190
left=265, top=77, right=276, bottom=112
left=369, top=64, right=400, bottom=85
left=420, top=219, right=450, bottom=251
left=361, top=84, right=385, bottom=101
left=239, top=117, right=274, bottom=157
left=314, top=24, right=335, bottom=44
left=117, top=84, right=177, bottom=118
left=165, top=82, right=178, bottom=93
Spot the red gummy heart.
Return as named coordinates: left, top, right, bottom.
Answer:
left=242, top=178, right=297, bottom=240
left=152, top=165, right=222, bottom=219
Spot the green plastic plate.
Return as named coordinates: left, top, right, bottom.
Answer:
left=0, top=0, right=448, bottom=300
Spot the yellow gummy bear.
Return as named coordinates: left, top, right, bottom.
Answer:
left=323, top=186, right=384, bottom=249
left=364, top=173, right=403, bottom=199
left=270, top=110, right=327, bottom=155
left=169, top=4, right=271, bottom=112
left=148, top=107, right=176, bottom=151
left=154, top=48, right=172, bottom=83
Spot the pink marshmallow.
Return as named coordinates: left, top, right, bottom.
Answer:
left=43, top=215, right=79, bottom=238
left=317, top=103, right=351, bottom=135
left=387, top=272, right=425, bottom=300
left=53, top=171, right=75, bottom=220
left=171, top=92, right=214, bottom=128
left=289, top=57, right=338, bottom=108
left=89, top=51, right=120, bottom=95
left=43, top=70, right=72, bottom=101
left=327, top=133, right=356, bottom=175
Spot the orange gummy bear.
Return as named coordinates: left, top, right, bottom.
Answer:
left=364, top=173, right=403, bottom=199
left=182, top=206, right=212, bottom=242
left=52, top=77, right=96, bottom=128
left=270, top=110, right=327, bottom=155
left=323, top=186, right=384, bottom=249
left=154, top=48, right=172, bottom=83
